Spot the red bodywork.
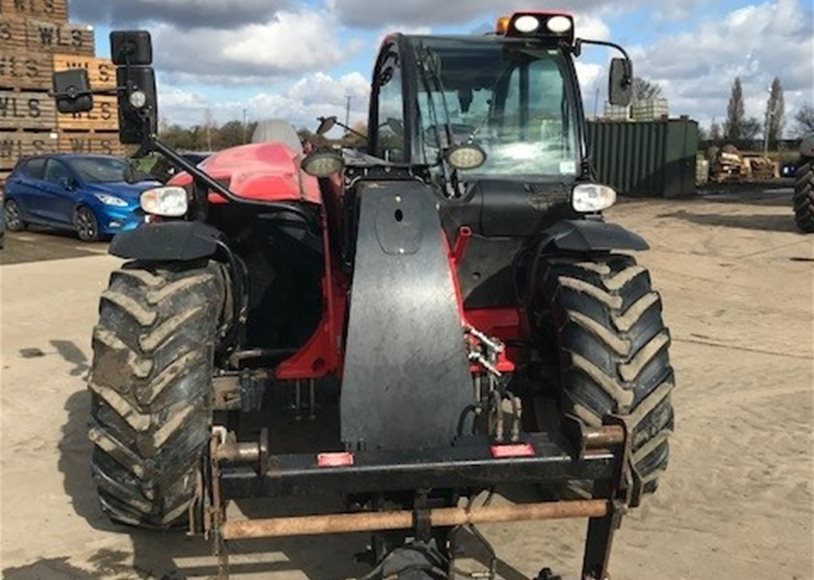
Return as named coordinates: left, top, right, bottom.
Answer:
left=171, top=142, right=522, bottom=381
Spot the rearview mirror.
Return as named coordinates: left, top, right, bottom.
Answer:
left=609, top=58, right=633, bottom=107
left=110, top=31, right=153, bottom=66
left=116, top=65, right=158, bottom=145
left=52, top=69, right=93, bottom=114
left=317, top=116, right=337, bottom=135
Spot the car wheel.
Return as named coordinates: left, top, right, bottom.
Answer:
left=74, top=206, right=100, bottom=242
left=4, top=199, right=26, bottom=232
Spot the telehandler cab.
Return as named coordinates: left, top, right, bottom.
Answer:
left=53, top=11, right=674, bottom=579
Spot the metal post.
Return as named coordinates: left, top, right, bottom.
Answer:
left=242, top=108, right=248, bottom=144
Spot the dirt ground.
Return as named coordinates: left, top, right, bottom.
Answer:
left=1, top=188, right=812, bottom=579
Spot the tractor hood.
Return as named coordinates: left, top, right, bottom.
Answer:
left=169, top=142, right=321, bottom=205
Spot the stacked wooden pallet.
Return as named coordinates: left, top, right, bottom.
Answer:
left=0, top=0, right=122, bottom=184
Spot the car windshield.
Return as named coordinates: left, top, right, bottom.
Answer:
left=66, top=157, right=129, bottom=183
left=412, top=38, right=580, bottom=178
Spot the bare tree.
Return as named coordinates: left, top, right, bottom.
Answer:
left=203, top=108, right=215, bottom=151
left=724, top=77, right=745, bottom=140
left=765, top=77, right=785, bottom=146
left=709, top=119, right=722, bottom=140
left=632, top=77, right=663, bottom=104
left=741, top=117, right=762, bottom=140
left=794, top=103, right=814, bottom=136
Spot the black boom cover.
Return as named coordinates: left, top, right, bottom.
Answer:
left=341, top=182, right=473, bottom=451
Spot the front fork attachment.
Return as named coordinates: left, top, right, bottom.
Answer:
left=193, top=418, right=641, bottom=580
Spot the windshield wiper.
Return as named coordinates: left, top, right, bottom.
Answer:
left=414, top=43, right=463, bottom=197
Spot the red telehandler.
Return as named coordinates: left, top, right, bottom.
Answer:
left=52, top=12, right=674, bottom=579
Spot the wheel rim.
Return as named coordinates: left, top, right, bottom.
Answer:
left=4, top=201, right=21, bottom=230
left=75, top=208, right=97, bottom=240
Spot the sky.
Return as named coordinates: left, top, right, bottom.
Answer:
left=70, top=0, right=814, bottom=134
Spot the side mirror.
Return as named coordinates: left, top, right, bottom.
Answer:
left=52, top=69, right=93, bottom=114
left=316, top=116, right=337, bottom=135
left=116, top=64, right=158, bottom=145
left=110, top=31, right=153, bottom=65
left=608, top=58, right=633, bottom=107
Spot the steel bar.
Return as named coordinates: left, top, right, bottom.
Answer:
left=215, top=442, right=259, bottom=463
left=220, top=500, right=609, bottom=540
left=582, top=425, right=625, bottom=449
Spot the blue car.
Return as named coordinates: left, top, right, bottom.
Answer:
left=3, top=154, right=160, bottom=242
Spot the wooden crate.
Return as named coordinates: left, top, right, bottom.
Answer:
left=57, top=95, right=117, bottom=131
left=0, top=0, right=68, bottom=23
left=53, top=54, right=115, bottom=91
left=26, top=18, right=94, bottom=56
left=58, top=130, right=124, bottom=156
left=0, top=129, right=57, bottom=169
left=0, top=14, right=28, bottom=50
left=0, top=50, right=53, bottom=90
left=0, top=89, right=56, bottom=129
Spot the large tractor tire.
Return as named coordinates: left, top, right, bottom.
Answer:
left=793, top=160, right=814, bottom=233
left=532, top=254, right=675, bottom=494
left=88, top=260, right=227, bottom=527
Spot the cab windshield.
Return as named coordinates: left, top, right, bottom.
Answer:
left=413, top=37, right=580, bottom=178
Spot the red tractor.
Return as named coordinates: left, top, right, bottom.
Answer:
left=54, top=12, right=674, bottom=579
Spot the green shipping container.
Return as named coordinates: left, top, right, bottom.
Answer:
left=587, top=118, right=699, bottom=198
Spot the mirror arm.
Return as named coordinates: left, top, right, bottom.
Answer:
left=328, top=118, right=368, bottom=141
left=575, top=38, right=632, bottom=84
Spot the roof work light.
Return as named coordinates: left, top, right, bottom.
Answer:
left=496, top=12, right=575, bottom=43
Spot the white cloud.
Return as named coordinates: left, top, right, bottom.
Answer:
left=159, top=72, right=371, bottom=129
left=328, top=0, right=621, bottom=28
left=585, top=0, right=813, bottom=133
left=573, top=13, right=611, bottom=41
left=149, top=10, right=349, bottom=80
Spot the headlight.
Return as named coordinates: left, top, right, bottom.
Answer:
left=95, top=193, right=128, bottom=207
left=445, top=143, right=487, bottom=171
left=140, top=186, right=188, bottom=217
left=572, top=183, right=617, bottom=212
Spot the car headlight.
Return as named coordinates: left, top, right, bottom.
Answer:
left=95, top=193, right=128, bottom=207
left=572, top=183, right=617, bottom=212
left=140, top=186, right=188, bottom=217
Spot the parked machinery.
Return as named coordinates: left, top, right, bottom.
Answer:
left=53, top=13, right=675, bottom=578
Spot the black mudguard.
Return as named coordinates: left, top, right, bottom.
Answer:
left=537, top=219, right=649, bottom=253
left=341, top=182, right=473, bottom=451
left=109, top=221, right=222, bottom=261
